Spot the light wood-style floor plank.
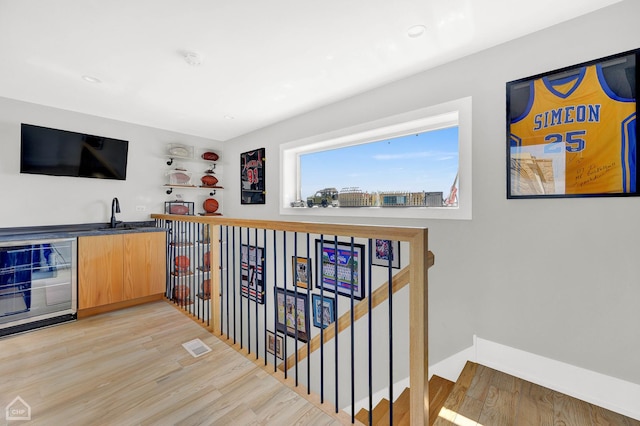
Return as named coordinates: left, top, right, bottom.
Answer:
left=478, top=371, right=520, bottom=426
left=3, top=303, right=639, bottom=426
left=0, top=301, right=344, bottom=425
left=514, top=381, right=554, bottom=426
left=554, top=392, right=595, bottom=426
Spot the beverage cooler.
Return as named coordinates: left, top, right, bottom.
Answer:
left=0, top=238, right=77, bottom=337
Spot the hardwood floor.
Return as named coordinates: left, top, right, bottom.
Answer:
left=4, top=303, right=637, bottom=426
left=0, top=301, right=344, bottom=425
left=433, top=362, right=640, bottom=426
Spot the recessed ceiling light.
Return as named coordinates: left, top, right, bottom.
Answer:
left=82, top=75, right=101, bottom=83
left=407, top=24, right=427, bottom=38
left=224, top=115, right=235, bottom=120
left=183, top=51, right=203, bottom=66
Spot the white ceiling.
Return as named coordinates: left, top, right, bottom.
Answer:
left=0, top=0, right=622, bottom=141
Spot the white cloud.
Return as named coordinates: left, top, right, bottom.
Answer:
left=373, top=151, right=457, bottom=161
left=373, top=152, right=434, bottom=160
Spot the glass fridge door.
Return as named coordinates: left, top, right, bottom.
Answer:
left=0, top=237, right=77, bottom=334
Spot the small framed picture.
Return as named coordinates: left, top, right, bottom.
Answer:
left=312, top=294, right=335, bottom=329
left=292, top=256, right=312, bottom=289
left=240, top=244, right=265, bottom=304
left=266, top=330, right=284, bottom=359
left=372, top=239, right=401, bottom=269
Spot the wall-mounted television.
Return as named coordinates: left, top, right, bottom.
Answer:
left=20, top=123, right=129, bottom=180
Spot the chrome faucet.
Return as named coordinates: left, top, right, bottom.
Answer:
left=110, top=197, right=121, bottom=228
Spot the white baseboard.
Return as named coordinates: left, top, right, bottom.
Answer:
left=428, top=335, right=640, bottom=421
left=428, top=339, right=476, bottom=383
left=348, top=376, right=410, bottom=414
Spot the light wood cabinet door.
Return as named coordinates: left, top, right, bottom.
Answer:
left=78, top=234, right=124, bottom=309
left=123, top=232, right=166, bottom=299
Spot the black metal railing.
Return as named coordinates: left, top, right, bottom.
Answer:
left=155, top=218, right=211, bottom=327
left=153, top=215, right=430, bottom=425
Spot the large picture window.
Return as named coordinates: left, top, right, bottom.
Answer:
left=300, top=126, right=458, bottom=208
left=280, top=97, right=472, bottom=220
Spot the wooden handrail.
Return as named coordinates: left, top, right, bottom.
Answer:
left=152, top=214, right=432, bottom=425
left=151, top=213, right=423, bottom=241
left=278, top=251, right=433, bottom=372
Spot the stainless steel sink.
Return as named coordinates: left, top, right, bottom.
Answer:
left=97, top=223, right=151, bottom=231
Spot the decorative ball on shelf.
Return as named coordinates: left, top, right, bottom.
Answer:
left=169, top=204, right=190, bottom=215
left=203, top=198, right=219, bottom=213
left=201, top=175, right=218, bottom=187
left=202, top=279, right=211, bottom=297
left=174, top=284, right=189, bottom=303
left=175, top=255, right=190, bottom=272
left=168, top=144, right=191, bottom=157
left=201, top=151, right=219, bottom=161
left=167, top=170, right=192, bottom=185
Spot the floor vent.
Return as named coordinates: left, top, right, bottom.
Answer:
left=182, top=338, right=212, bottom=358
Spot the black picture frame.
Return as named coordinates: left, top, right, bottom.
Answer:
left=312, top=294, right=335, bottom=329
left=371, top=239, right=401, bottom=269
left=240, top=148, right=266, bottom=204
left=315, top=239, right=365, bottom=300
left=507, top=49, right=639, bottom=199
left=275, top=287, right=310, bottom=342
left=266, top=330, right=284, bottom=359
left=240, top=244, right=265, bottom=304
left=292, top=256, right=312, bottom=290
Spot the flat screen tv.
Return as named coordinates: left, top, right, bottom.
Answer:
left=20, top=123, right=129, bottom=180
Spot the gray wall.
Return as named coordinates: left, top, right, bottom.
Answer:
left=223, top=0, right=640, bottom=385
left=0, top=97, right=220, bottom=227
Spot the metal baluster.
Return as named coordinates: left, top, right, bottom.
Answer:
left=166, top=220, right=172, bottom=299
left=272, top=230, right=278, bottom=373
left=306, top=232, right=311, bottom=395
left=293, top=232, right=299, bottom=387
left=320, top=236, right=325, bottom=404
left=241, top=227, right=245, bottom=351
left=225, top=225, right=230, bottom=338
left=192, top=222, right=197, bottom=320
left=191, top=222, right=196, bottom=318
left=368, top=239, right=373, bottom=426
left=177, top=221, right=182, bottom=309
left=350, top=237, right=355, bottom=423
left=254, top=226, right=259, bottom=360
left=263, top=228, right=268, bottom=366
left=333, top=235, right=339, bottom=413
left=204, top=224, right=209, bottom=325
left=198, top=223, right=202, bottom=322
left=246, top=227, right=252, bottom=354
left=388, top=240, right=394, bottom=425
left=177, top=220, right=182, bottom=308
left=194, top=222, right=198, bottom=320
left=276, top=231, right=289, bottom=379
left=232, top=226, right=237, bottom=344
left=286, top=231, right=297, bottom=384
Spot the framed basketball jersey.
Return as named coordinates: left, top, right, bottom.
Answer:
left=240, top=148, right=266, bottom=204
left=507, top=49, right=639, bottom=199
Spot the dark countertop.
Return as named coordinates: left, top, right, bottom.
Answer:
left=0, top=221, right=167, bottom=243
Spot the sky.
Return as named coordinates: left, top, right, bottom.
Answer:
left=300, top=126, right=459, bottom=198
